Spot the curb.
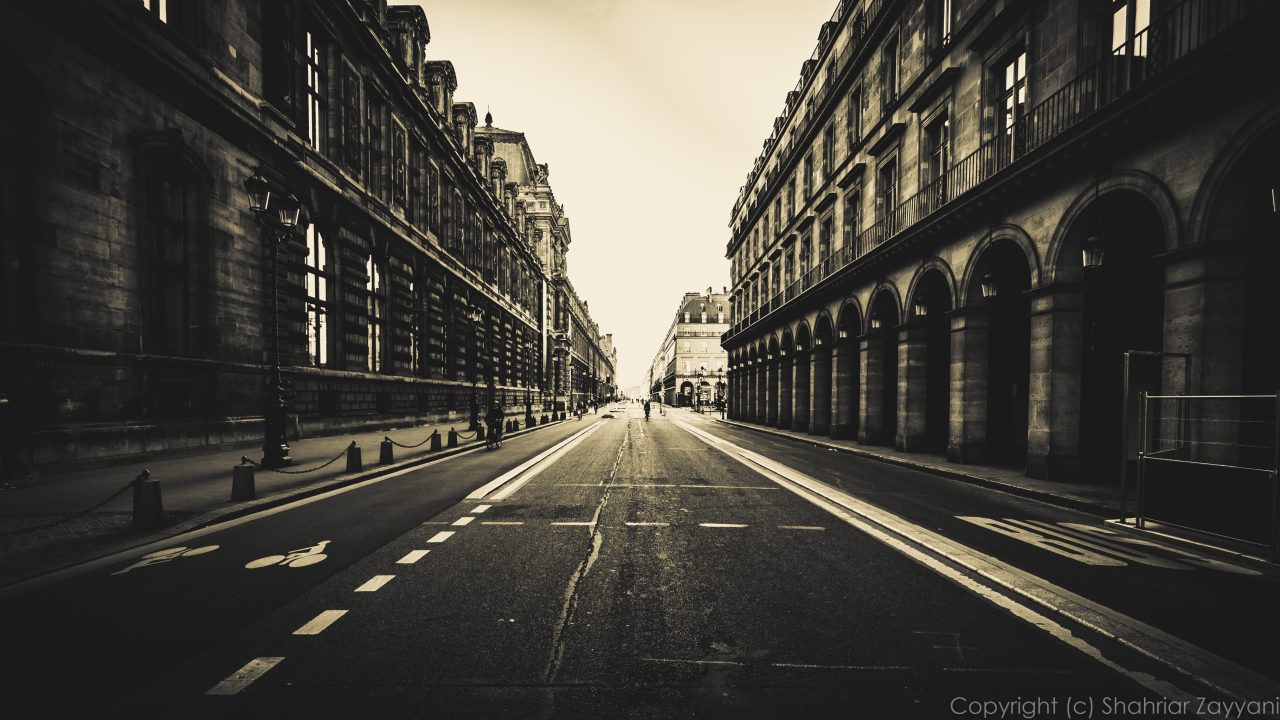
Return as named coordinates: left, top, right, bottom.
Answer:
left=714, top=418, right=1122, bottom=518
left=0, top=419, right=568, bottom=589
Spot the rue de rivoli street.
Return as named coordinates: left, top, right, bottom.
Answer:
left=2, top=1, right=1279, bottom=718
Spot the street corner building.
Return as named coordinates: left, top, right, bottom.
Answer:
left=648, top=290, right=729, bottom=408
left=722, top=0, right=1280, bottom=536
left=0, top=0, right=615, bottom=468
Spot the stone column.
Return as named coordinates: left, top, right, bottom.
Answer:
left=947, top=308, right=990, bottom=463
left=810, top=347, right=832, bottom=435
left=858, top=333, right=884, bottom=444
left=896, top=322, right=930, bottom=452
left=756, top=361, right=767, bottom=423
left=1026, top=286, right=1084, bottom=480
left=832, top=340, right=856, bottom=439
left=766, top=357, right=780, bottom=426
left=779, top=354, right=794, bottom=428
left=792, top=351, right=810, bottom=433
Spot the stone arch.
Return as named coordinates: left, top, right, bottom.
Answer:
left=904, top=257, right=959, bottom=316
left=1187, top=100, right=1280, bottom=249
left=813, top=312, right=835, bottom=348
left=794, top=321, right=812, bottom=351
left=836, top=296, right=864, bottom=338
left=958, top=225, right=1041, bottom=308
left=1045, top=170, right=1180, bottom=285
left=867, top=282, right=902, bottom=327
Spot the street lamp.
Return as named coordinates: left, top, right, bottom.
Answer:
left=980, top=273, right=998, bottom=300
left=1082, top=235, right=1105, bottom=270
left=715, top=367, right=726, bottom=417
left=244, top=173, right=301, bottom=469
left=695, top=367, right=705, bottom=413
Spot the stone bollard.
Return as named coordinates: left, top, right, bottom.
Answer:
left=447, top=428, right=458, bottom=448
left=541, top=414, right=548, bottom=425
left=133, top=471, right=164, bottom=530
left=346, top=442, right=362, bottom=473
left=380, top=437, right=394, bottom=465
left=231, top=463, right=256, bottom=501
left=477, top=425, right=486, bottom=440
left=430, top=430, right=442, bottom=452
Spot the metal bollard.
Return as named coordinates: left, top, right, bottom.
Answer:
left=133, top=472, right=164, bottom=530
left=447, top=428, right=458, bottom=448
left=380, top=437, right=394, bottom=465
left=430, top=430, right=442, bottom=452
left=346, top=442, right=362, bottom=473
left=231, top=463, right=256, bottom=501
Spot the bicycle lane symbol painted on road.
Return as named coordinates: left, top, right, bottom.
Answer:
left=244, top=540, right=330, bottom=569
left=111, top=545, right=220, bottom=576
left=957, top=517, right=1261, bottom=575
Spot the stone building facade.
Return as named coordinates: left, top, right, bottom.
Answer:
left=475, top=120, right=617, bottom=411
left=0, top=0, right=568, bottom=467
left=648, top=291, right=729, bottom=407
left=723, top=0, right=1279, bottom=484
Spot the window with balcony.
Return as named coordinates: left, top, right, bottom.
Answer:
left=304, top=225, right=330, bottom=366
left=763, top=210, right=771, bottom=243
left=877, top=154, right=898, bottom=223
left=923, top=110, right=950, bottom=207
left=881, top=31, right=900, bottom=113
left=998, top=49, right=1028, bottom=162
left=1110, top=0, right=1150, bottom=56
left=391, top=118, right=407, bottom=209
left=799, top=230, right=812, bottom=275
left=787, top=177, right=796, bottom=218
left=843, top=185, right=861, bottom=251
left=819, top=215, right=833, bottom=265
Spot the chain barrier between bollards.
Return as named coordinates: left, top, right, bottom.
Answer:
left=0, top=469, right=151, bottom=536
left=385, top=427, right=437, bottom=449
left=241, top=441, right=355, bottom=475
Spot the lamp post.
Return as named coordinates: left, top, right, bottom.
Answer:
left=695, top=367, right=705, bottom=413
left=715, top=368, right=726, bottom=418
left=243, top=173, right=301, bottom=469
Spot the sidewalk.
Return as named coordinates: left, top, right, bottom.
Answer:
left=0, top=417, right=557, bottom=586
left=712, top=416, right=1124, bottom=516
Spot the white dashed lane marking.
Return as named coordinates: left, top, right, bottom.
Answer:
left=355, top=575, right=395, bottom=592
left=472, top=504, right=492, bottom=514
left=481, top=521, right=524, bottom=525
left=699, top=523, right=748, bottom=528
left=452, top=516, right=475, bottom=526
left=397, top=550, right=430, bottom=564
left=778, top=525, right=826, bottom=531
left=551, top=521, right=596, bottom=526
left=206, top=657, right=285, bottom=695
left=625, top=521, right=670, bottom=527
left=427, top=531, right=455, bottom=543
left=293, top=610, right=347, bottom=636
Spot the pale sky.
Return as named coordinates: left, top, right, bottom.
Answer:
left=417, top=0, right=836, bottom=388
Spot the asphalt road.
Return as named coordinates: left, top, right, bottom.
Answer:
left=4, top=406, right=1276, bottom=719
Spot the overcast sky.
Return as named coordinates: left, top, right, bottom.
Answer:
left=417, top=0, right=836, bottom=389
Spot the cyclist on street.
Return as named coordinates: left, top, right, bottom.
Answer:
left=486, top=402, right=505, bottom=449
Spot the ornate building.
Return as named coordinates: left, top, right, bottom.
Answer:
left=648, top=291, right=729, bottom=407
left=0, top=0, right=559, bottom=466
left=723, top=0, right=1279, bottom=484
left=477, top=119, right=617, bottom=410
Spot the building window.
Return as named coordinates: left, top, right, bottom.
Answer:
left=787, top=178, right=796, bottom=219
left=684, top=312, right=690, bottom=323
left=773, top=199, right=781, bottom=236
left=391, top=119, right=407, bottom=209
left=924, top=110, right=950, bottom=206
left=822, top=124, right=835, bottom=178
left=1111, top=0, right=1150, bottom=56
left=139, top=170, right=196, bottom=356
left=799, top=230, right=812, bottom=275
left=410, top=141, right=425, bottom=227
left=847, top=86, right=862, bottom=150
left=366, top=255, right=384, bottom=372
left=340, top=60, right=362, bottom=173
left=717, top=308, right=724, bottom=323
left=784, top=246, right=794, bottom=286
left=304, top=31, right=325, bottom=153
left=427, top=164, right=440, bottom=232
left=763, top=211, right=770, bottom=244
left=141, top=0, right=168, bottom=22
left=881, top=31, right=900, bottom=112
left=304, top=225, right=329, bottom=366
left=367, top=93, right=386, bottom=200
left=843, top=185, right=861, bottom=251
left=802, top=153, right=812, bottom=198
left=931, top=0, right=954, bottom=50
left=877, top=155, right=899, bottom=223
left=999, top=49, right=1028, bottom=162
left=818, top=215, right=833, bottom=265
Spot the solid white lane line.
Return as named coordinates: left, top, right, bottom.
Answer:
left=206, top=657, right=285, bottom=695
left=551, top=521, right=596, bottom=526
left=472, top=504, right=492, bottom=514
left=355, top=575, right=395, bottom=592
left=699, top=523, right=748, bottom=528
left=481, top=521, right=524, bottom=525
left=397, top=549, right=430, bottom=564
left=427, top=531, right=455, bottom=543
left=293, top=610, right=347, bottom=635
left=555, top=483, right=778, bottom=490
left=778, top=525, right=827, bottom=531
left=467, top=421, right=604, bottom=500
left=672, top=418, right=1276, bottom=703
left=489, top=422, right=606, bottom=501
left=452, top=516, right=475, bottom=526
left=625, top=521, right=670, bottom=526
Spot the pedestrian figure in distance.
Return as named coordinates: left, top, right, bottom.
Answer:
left=643, top=400, right=651, bottom=420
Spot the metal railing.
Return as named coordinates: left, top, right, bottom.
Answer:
left=1136, top=392, right=1279, bottom=558
left=724, top=0, right=1264, bottom=346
